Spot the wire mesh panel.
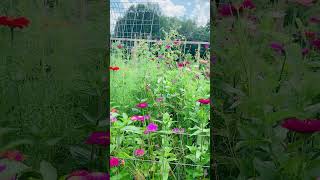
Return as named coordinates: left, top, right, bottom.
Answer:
left=110, top=0, right=162, bottom=40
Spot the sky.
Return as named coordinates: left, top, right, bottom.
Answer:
left=111, top=0, right=210, bottom=28
left=165, top=0, right=210, bottom=27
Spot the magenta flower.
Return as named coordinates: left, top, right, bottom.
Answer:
left=270, top=42, right=285, bottom=55
left=218, top=4, right=237, bottom=17
left=146, top=123, right=158, bottom=133
left=302, top=48, right=310, bottom=56
left=136, top=102, right=148, bottom=108
left=117, top=44, right=123, bottom=49
left=204, top=44, right=210, bottom=49
left=66, top=170, right=90, bottom=180
left=134, top=149, right=145, bottom=157
left=85, top=131, right=109, bottom=147
left=0, top=150, right=25, bottom=162
left=88, top=172, right=110, bottom=180
left=309, top=17, right=320, bottom=24
left=172, top=128, right=185, bottom=134
left=312, top=39, right=320, bottom=50
left=241, top=0, right=255, bottom=9
left=0, top=164, right=6, bottom=173
left=177, top=62, right=185, bottom=68
left=281, top=118, right=320, bottom=133
left=197, top=98, right=210, bottom=104
left=165, top=45, right=171, bottom=49
left=110, top=157, right=120, bottom=168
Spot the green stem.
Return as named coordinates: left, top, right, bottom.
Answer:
left=275, top=54, right=287, bottom=93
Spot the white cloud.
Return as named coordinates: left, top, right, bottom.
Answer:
left=158, top=0, right=186, bottom=17
left=191, top=0, right=209, bottom=26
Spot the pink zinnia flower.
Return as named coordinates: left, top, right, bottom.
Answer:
left=302, top=48, right=310, bottom=56
left=241, top=0, right=255, bottom=9
left=134, top=149, right=145, bottom=157
left=146, top=123, right=158, bottom=132
left=85, top=131, right=110, bottom=147
left=117, top=44, right=123, bottom=49
left=197, top=98, right=210, bottom=104
left=165, top=45, right=171, bottom=49
left=309, top=17, right=320, bottom=24
left=131, top=115, right=150, bottom=122
left=110, top=157, right=120, bottom=168
left=66, top=170, right=90, bottom=180
left=281, top=118, right=320, bottom=133
left=88, top=172, right=109, bottom=180
left=296, top=0, right=315, bottom=7
left=110, top=113, right=117, bottom=123
left=218, top=4, right=237, bottom=17
left=177, top=62, right=185, bottom=68
left=270, top=42, right=285, bottom=55
left=0, top=164, right=6, bottom=173
left=136, top=102, right=148, bottom=108
left=172, top=128, right=185, bottom=134
left=312, top=39, right=320, bottom=50
left=204, top=44, right=210, bottom=49
left=0, top=150, right=25, bottom=162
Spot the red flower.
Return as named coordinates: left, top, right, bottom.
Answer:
left=0, top=16, right=9, bottom=26
left=109, top=66, right=120, bottom=71
left=0, top=150, right=25, bottom=161
left=85, top=131, right=110, bottom=147
left=305, top=31, right=316, bottom=40
left=281, top=118, right=320, bottom=133
left=0, top=16, right=30, bottom=29
left=197, top=99, right=210, bottom=104
left=117, top=44, right=123, bottom=49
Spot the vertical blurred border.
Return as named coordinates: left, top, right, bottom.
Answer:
left=106, top=0, right=111, bottom=175
left=210, top=0, right=217, bottom=179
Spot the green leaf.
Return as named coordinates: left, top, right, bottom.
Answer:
left=121, top=126, right=141, bottom=134
left=0, top=139, right=34, bottom=152
left=253, top=158, right=277, bottom=180
left=46, top=137, right=63, bottom=146
left=40, top=161, right=57, bottom=180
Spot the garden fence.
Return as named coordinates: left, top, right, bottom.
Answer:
left=110, top=37, right=210, bottom=60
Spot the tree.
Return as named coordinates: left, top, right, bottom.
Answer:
left=113, top=3, right=161, bottom=39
